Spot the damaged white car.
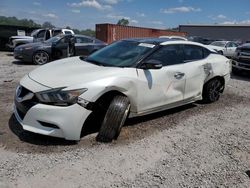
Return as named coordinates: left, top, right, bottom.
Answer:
left=14, top=38, right=231, bottom=142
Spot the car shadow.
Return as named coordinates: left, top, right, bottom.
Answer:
left=126, top=103, right=196, bottom=127
left=8, top=103, right=197, bottom=147
left=8, top=114, right=77, bottom=146
left=12, top=60, right=34, bottom=65
left=6, top=53, right=13, bottom=56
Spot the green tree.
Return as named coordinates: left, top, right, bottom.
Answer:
left=42, top=21, right=55, bottom=29
left=117, top=18, right=129, bottom=26
left=0, top=16, right=41, bottom=27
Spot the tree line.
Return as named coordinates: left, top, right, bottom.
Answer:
left=0, top=16, right=95, bottom=37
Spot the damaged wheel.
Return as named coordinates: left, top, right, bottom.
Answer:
left=202, top=78, right=224, bottom=103
left=96, top=95, right=130, bottom=143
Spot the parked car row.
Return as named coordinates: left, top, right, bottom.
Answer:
left=7, top=28, right=74, bottom=49
left=14, top=34, right=107, bottom=64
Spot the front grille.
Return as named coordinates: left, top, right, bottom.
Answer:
left=238, top=58, right=250, bottom=64
left=19, top=86, right=30, bottom=98
left=241, top=49, right=250, bottom=53
left=238, top=63, right=250, bottom=69
left=15, top=86, right=38, bottom=120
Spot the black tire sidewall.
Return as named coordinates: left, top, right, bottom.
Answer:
left=96, top=95, right=130, bottom=142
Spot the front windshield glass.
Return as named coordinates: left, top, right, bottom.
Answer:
left=85, top=40, right=155, bottom=67
left=45, top=36, right=61, bottom=43
left=210, top=41, right=226, bottom=47
left=30, top=30, right=39, bottom=37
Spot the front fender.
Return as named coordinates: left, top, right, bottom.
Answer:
left=67, top=77, right=138, bottom=112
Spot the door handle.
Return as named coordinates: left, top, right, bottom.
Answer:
left=174, top=72, right=185, bottom=79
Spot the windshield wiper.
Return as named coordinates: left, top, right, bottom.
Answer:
left=83, top=58, right=105, bottom=66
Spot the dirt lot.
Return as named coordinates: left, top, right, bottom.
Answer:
left=0, top=51, right=249, bottom=188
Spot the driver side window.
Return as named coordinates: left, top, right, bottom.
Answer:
left=146, top=45, right=183, bottom=66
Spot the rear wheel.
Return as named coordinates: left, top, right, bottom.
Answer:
left=33, top=51, right=50, bottom=65
left=96, top=95, right=130, bottom=143
left=202, top=78, right=224, bottom=103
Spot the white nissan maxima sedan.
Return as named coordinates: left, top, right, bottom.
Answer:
left=14, top=38, right=231, bottom=143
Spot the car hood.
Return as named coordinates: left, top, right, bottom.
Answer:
left=28, top=57, right=129, bottom=88
left=17, top=42, right=50, bottom=49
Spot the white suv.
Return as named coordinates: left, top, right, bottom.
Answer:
left=14, top=38, right=231, bottom=142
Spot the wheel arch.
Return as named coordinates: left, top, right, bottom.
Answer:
left=80, top=90, right=131, bottom=138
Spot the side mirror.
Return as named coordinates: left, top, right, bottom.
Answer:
left=141, top=59, right=163, bottom=69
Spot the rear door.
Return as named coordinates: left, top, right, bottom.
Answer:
left=136, top=44, right=186, bottom=113
left=182, top=44, right=211, bottom=99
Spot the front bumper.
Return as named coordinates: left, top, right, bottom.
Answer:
left=14, top=48, right=33, bottom=62
left=14, top=103, right=91, bottom=140
left=13, top=82, right=92, bottom=140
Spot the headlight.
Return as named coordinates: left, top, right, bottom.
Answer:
left=36, top=88, right=87, bottom=106
left=24, top=46, right=33, bottom=50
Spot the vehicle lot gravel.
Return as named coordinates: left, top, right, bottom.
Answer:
left=0, top=51, right=249, bottom=188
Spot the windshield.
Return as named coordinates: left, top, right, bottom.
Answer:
left=30, top=30, right=39, bottom=37
left=210, top=41, right=227, bottom=47
left=85, top=40, right=155, bottom=67
left=44, top=36, right=61, bottom=43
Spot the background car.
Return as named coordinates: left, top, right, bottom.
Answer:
left=207, top=41, right=238, bottom=58
left=232, top=43, right=250, bottom=74
left=14, top=34, right=107, bottom=65
left=6, top=28, right=74, bottom=50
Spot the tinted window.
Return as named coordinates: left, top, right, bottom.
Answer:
left=183, top=45, right=204, bottom=61
left=146, top=45, right=183, bottom=66
left=227, top=42, right=238, bottom=48
left=64, top=31, right=72, bottom=35
left=210, top=41, right=226, bottom=47
left=76, top=37, right=93, bottom=43
left=53, top=30, right=62, bottom=36
left=37, top=30, right=45, bottom=38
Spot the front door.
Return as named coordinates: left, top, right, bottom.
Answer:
left=136, top=44, right=186, bottom=113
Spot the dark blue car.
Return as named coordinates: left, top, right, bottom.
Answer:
left=14, top=34, right=107, bottom=65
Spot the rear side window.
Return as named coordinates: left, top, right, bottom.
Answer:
left=76, top=37, right=93, bottom=43
left=183, top=45, right=210, bottom=62
left=147, top=44, right=183, bottom=66
left=64, top=31, right=72, bottom=35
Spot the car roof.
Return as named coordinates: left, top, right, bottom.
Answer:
left=122, top=38, right=216, bottom=52
left=123, top=37, right=184, bottom=45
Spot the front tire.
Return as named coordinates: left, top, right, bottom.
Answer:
left=33, top=51, right=50, bottom=65
left=96, top=95, right=130, bottom=143
left=202, top=78, right=224, bottom=103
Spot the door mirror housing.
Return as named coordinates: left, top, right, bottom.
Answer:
left=141, top=59, right=163, bottom=69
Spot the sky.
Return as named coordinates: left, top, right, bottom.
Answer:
left=0, top=0, right=250, bottom=30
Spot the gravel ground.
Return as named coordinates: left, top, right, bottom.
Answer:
left=0, top=51, right=249, bottom=188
